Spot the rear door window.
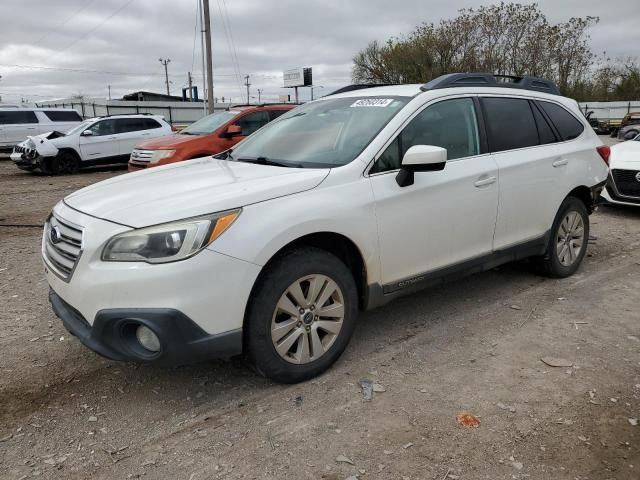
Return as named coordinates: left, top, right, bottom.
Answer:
left=44, top=110, right=82, bottom=122
left=537, top=101, right=584, bottom=141
left=143, top=118, right=162, bottom=129
left=482, top=98, right=539, bottom=152
left=0, top=110, right=38, bottom=124
left=116, top=118, right=147, bottom=133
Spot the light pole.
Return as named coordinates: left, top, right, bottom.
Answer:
left=158, top=58, right=171, bottom=95
left=310, top=85, right=324, bottom=101
left=257, top=88, right=263, bottom=104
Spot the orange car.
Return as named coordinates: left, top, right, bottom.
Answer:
left=128, top=104, right=295, bottom=171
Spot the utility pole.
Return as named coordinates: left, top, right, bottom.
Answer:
left=159, top=58, right=171, bottom=95
left=202, top=0, right=214, bottom=114
left=257, top=88, right=263, bottom=104
left=108, top=84, right=111, bottom=101
left=187, top=72, right=193, bottom=101
left=244, top=75, right=251, bottom=104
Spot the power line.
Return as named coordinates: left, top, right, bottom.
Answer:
left=31, top=0, right=101, bottom=48
left=0, top=63, right=238, bottom=78
left=217, top=0, right=244, bottom=97
left=48, top=0, right=136, bottom=61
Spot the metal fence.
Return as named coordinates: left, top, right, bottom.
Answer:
left=34, top=99, right=232, bottom=125
left=578, top=101, right=640, bottom=121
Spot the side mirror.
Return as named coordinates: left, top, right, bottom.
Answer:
left=223, top=124, right=243, bottom=138
left=81, top=130, right=94, bottom=137
left=396, top=145, right=447, bottom=187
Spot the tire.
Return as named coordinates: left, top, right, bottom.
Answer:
left=533, top=197, right=590, bottom=278
left=245, top=247, right=358, bottom=383
left=50, top=150, right=80, bottom=175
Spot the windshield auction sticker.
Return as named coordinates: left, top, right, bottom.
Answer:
left=350, top=99, right=394, bottom=107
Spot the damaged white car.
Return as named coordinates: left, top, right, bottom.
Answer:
left=11, top=114, right=172, bottom=175
left=600, top=133, right=640, bottom=206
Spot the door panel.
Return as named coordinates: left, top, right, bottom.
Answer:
left=78, top=119, right=120, bottom=160
left=0, top=110, right=39, bottom=145
left=481, top=97, right=562, bottom=249
left=369, top=97, right=499, bottom=285
left=371, top=155, right=500, bottom=284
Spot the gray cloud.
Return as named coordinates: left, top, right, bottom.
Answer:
left=0, top=0, right=638, bottom=104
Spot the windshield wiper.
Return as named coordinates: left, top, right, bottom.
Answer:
left=214, top=149, right=233, bottom=160
left=237, top=156, right=302, bottom=168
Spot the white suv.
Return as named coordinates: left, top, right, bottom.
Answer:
left=44, top=74, right=609, bottom=383
left=11, top=114, right=172, bottom=175
left=0, top=107, right=82, bottom=153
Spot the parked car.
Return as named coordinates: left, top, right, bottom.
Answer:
left=600, top=133, right=640, bottom=206
left=44, top=73, right=608, bottom=383
left=585, top=111, right=611, bottom=135
left=0, top=107, right=82, bottom=154
left=11, top=114, right=172, bottom=175
left=128, top=104, right=295, bottom=171
left=616, top=113, right=640, bottom=140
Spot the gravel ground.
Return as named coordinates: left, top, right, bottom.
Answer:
left=1, top=142, right=639, bottom=479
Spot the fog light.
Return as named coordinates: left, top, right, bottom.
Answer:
left=135, top=325, right=161, bottom=352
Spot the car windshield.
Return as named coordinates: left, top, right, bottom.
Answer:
left=181, top=111, right=238, bottom=135
left=228, top=96, right=410, bottom=168
left=65, top=120, right=93, bottom=136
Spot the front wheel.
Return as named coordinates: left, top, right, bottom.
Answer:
left=533, top=197, right=589, bottom=278
left=245, top=247, right=358, bottom=383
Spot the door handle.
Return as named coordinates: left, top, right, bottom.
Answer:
left=27, top=127, right=37, bottom=130
left=107, top=137, right=117, bottom=140
left=552, top=158, right=568, bottom=167
left=474, top=176, right=497, bottom=187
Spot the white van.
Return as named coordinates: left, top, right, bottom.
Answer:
left=0, top=108, right=82, bottom=153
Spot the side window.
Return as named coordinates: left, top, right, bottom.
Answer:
left=116, top=118, right=146, bottom=133
left=268, top=110, right=288, bottom=121
left=531, top=102, right=557, bottom=145
left=0, top=110, right=38, bottom=124
left=44, top=110, right=82, bottom=122
left=144, top=118, right=162, bottom=129
left=371, top=98, right=480, bottom=174
left=235, top=111, right=269, bottom=136
left=87, top=119, right=117, bottom=136
left=482, top=98, right=539, bottom=152
left=538, top=101, right=584, bottom=141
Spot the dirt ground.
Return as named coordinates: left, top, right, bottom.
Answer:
left=1, top=147, right=639, bottom=480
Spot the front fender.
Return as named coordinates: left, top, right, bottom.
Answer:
left=208, top=178, right=382, bottom=286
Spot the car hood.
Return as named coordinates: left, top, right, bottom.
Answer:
left=64, top=158, right=330, bottom=228
left=610, top=141, right=640, bottom=169
left=136, top=133, right=207, bottom=149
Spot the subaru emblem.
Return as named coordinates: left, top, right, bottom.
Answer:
left=636, top=172, right=640, bottom=182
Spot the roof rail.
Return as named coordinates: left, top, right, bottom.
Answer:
left=325, top=84, right=397, bottom=97
left=420, top=73, right=560, bottom=95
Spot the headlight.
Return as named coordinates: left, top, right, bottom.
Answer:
left=102, top=209, right=241, bottom=263
left=149, top=149, right=176, bottom=163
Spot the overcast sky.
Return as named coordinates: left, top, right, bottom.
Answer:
left=0, top=0, right=638, bottom=104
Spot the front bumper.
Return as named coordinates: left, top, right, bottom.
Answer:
left=50, top=289, right=242, bottom=364
left=11, top=152, right=39, bottom=171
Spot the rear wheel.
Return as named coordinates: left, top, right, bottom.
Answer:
left=245, top=247, right=358, bottom=383
left=533, top=197, right=589, bottom=278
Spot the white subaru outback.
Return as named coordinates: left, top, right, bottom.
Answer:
left=44, top=74, right=609, bottom=383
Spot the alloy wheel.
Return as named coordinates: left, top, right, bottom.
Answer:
left=271, top=274, right=345, bottom=364
left=556, top=211, right=585, bottom=267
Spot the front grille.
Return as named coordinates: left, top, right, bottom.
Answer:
left=42, top=214, right=83, bottom=282
left=611, top=169, right=640, bottom=198
left=130, top=149, right=154, bottom=164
